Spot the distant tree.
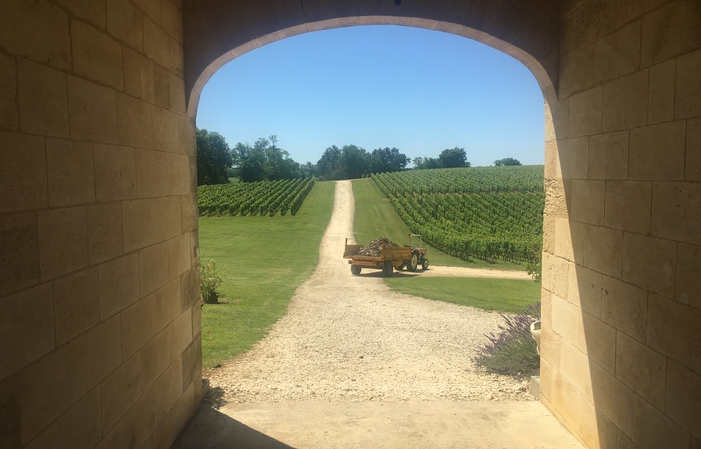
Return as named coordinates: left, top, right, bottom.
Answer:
left=412, top=156, right=441, bottom=170
left=316, top=145, right=343, bottom=180
left=494, top=157, right=522, bottom=166
left=340, top=145, right=370, bottom=179
left=370, top=147, right=409, bottom=173
left=314, top=144, right=409, bottom=179
left=196, top=128, right=233, bottom=185
left=263, top=135, right=299, bottom=180
left=299, top=161, right=316, bottom=178
left=233, top=136, right=304, bottom=182
left=439, top=147, right=470, bottom=168
left=315, top=144, right=372, bottom=180
left=235, top=141, right=268, bottom=182
left=413, top=147, right=471, bottom=170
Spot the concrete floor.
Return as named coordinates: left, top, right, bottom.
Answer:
left=171, top=400, right=584, bottom=449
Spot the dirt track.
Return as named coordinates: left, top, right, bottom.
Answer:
left=417, top=265, right=532, bottom=279
left=206, top=180, right=533, bottom=405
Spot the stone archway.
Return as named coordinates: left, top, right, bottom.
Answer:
left=182, top=0, right=562, bottom=117
left=1, top=1, right=699, bottom=448
left=184, top=17, right=559, bottom=120
left=185, top=1, right=701, bottom=446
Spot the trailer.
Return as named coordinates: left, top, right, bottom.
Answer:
left=343, top=234, right=429, bottom=277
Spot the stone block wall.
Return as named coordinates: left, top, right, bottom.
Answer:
left=2, top=0, right=700, bottom=448
left=0, top=1, right=202, bottom=448
left=539, top=1, right=701, bottom=448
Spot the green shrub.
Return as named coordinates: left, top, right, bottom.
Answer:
left=200, top=259, right=226, bottom=304
left=472, top=302, right=541, bottom=378
left=526, top=259, right=541, bottom=284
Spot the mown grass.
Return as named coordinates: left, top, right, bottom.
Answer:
left=351, top=178, right=526, bottom=271
left=199, top=181, right=335, bottom=368
left=385, top=277, right=541, bottom=313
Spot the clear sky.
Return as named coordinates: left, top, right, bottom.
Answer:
left=196, top=25, right=545, bottom=168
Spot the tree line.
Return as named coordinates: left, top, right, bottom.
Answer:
left=196, top=128, right=519, bottom=185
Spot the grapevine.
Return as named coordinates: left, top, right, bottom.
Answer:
left=197, top=178, right=315, bottom=217
left=372, top=166, right=544, bottom=263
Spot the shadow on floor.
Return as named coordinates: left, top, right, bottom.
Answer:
left=171, top=403, right=295, bottom=449
left=206, top=386, right=227, bottom=410
left=352, top=269, right=421, bottom=278
left=172, top=400, right=585, bottom=449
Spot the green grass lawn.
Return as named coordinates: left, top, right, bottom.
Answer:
left=199, top=181, right=335, bottom=368
left=385, top=277, right=541, bottom=313
left=351, top=178, right=526, bottom=271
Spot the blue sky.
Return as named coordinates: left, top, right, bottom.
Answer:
left=196, top=25, right=545, bottom=168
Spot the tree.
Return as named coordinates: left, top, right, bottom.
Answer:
left=370, top=147, right=409, bottom=173
left=233, top=136, right=304, bottom=182
left=413, top=156, right=441, bottom=170
left=315, top=144, right=407, bottom=179
left=340, top=145, right=370, bottom=179
left=414, top=148, right=471, bottom=170
left=236, top=141, right=268, bottom=182
left=299, top=161, right=316, bottom=178
left=262, top=135, right=296, bottom=180
left=439, top=147, right=470, bottom=168
left=315, top=144, right=372, bottom=180
left=494, top=157, right=522, bottom=166
left=316, top=145, right=342, bottom=180
left=196, top=128, right=233, bottom=185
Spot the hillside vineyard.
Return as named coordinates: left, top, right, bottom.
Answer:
left=372, top=166, right=544, bottom=263
left=198, top=178, right=315, bottom=217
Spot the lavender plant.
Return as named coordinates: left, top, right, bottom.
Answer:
left=472, top=302, right=541, bottom=377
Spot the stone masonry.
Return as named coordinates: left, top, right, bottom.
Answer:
left=0, top=1, right=200, bottom=448
left=0, top=1, right=699, bottom=448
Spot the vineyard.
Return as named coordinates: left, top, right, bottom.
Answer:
left=372, top=166, right=544, bottom=263
left=197, top=178, right=315, bottom=217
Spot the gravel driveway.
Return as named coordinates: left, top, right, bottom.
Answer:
left=206, top=180, right=534, bottom=404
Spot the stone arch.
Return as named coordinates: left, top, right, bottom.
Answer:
left=2, top=0, right=700, bottom=448
left=181, top=0, right=571, bottom=440
left=182, top=2, right=701, bottom=448
left=185, top=15, right=559, bottom=119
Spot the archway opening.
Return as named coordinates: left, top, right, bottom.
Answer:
left=191, top=21, right=552, bottom=418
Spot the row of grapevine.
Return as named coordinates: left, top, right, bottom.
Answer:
left=197, top=178, right=315, bottom=217
left=372, top=166, right=544, bottom=263
left=376, top=165, right=544, bottom=195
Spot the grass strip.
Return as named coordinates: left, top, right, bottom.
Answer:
left=351, top=178, right=525, bottom=271
left=384, top=277, right=540, bottom=313
left=199, top=181, right=335, bottom=368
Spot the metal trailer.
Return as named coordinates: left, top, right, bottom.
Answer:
left=343, top=234, right=429, bottom=277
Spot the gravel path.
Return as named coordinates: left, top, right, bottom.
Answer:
left=206, top=181, right=533, bottom=405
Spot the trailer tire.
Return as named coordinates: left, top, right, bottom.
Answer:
left=408, top=253, right=418, bottom=272
left=351, top=265, right=362, bottom=275
left=382, top=261, right=393, bottom=277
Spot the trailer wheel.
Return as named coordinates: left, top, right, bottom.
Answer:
left=382, top=261, right=393, bottom=277
left=422, top=259, right=429, bottom=270
left=351, top=265, right=361, bottom=275
left=408, top=253, right=418, bottom=272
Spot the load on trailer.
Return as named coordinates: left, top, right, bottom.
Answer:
left=343, top=234, right=429, bottom=277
